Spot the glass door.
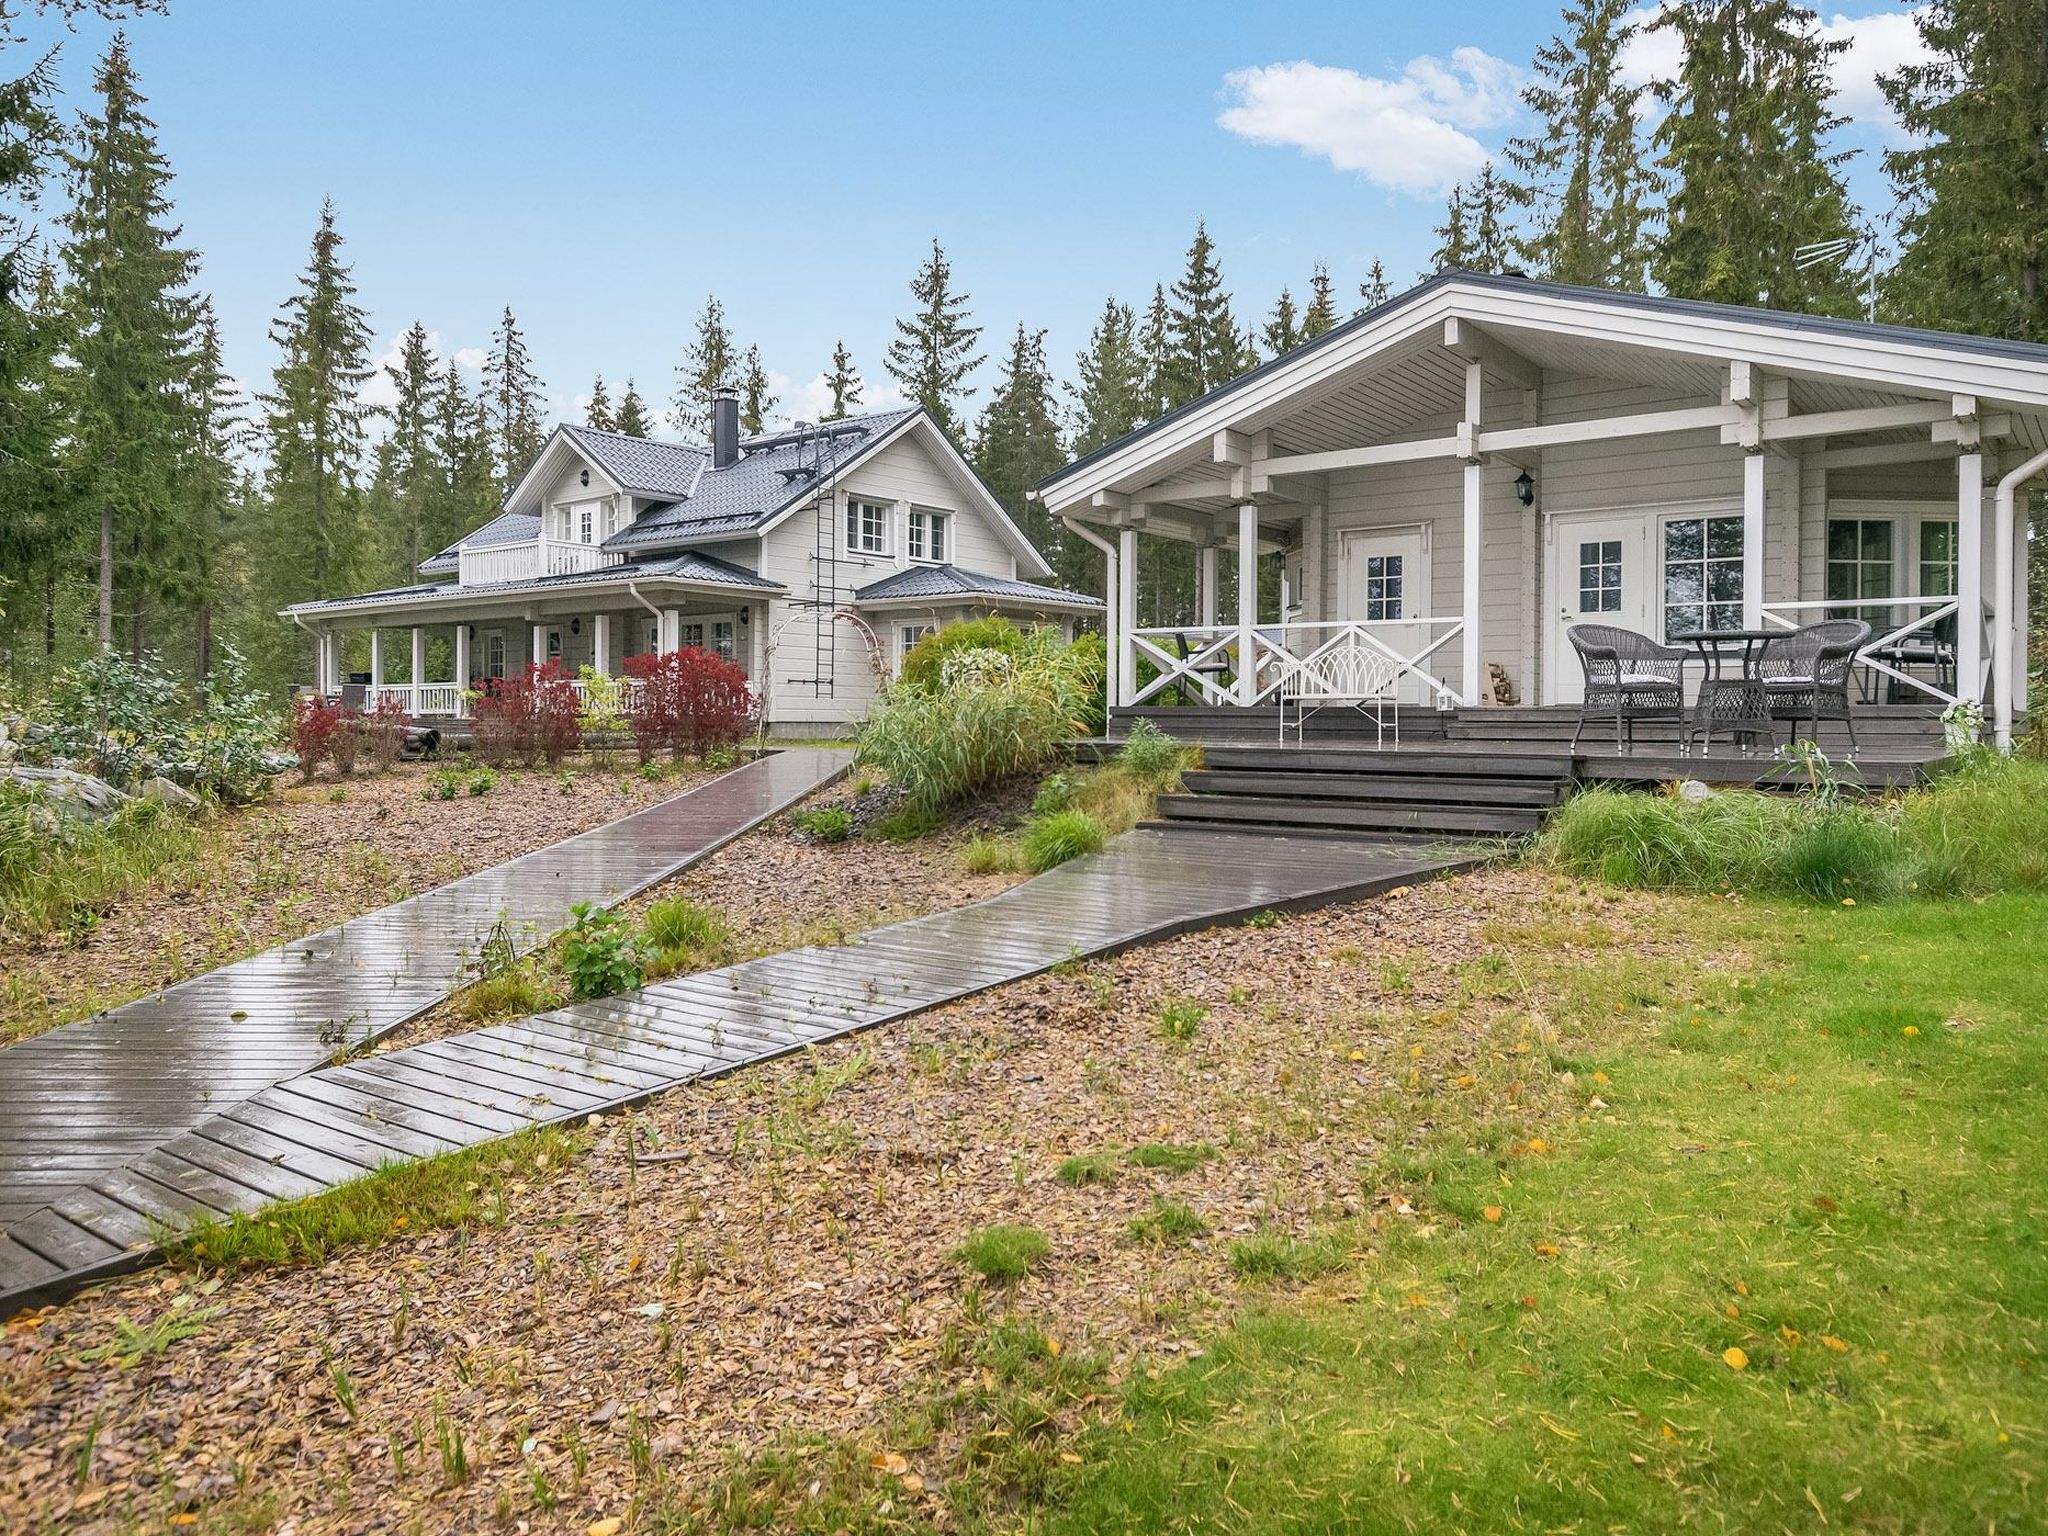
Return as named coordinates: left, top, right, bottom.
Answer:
left=1548, top=514, right=1652, bottom=704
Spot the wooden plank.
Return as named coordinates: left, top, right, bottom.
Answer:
left=2, top=1207, right=127, bottom=1271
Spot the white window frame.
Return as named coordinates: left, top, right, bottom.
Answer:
left=677, top=611, right=741, bottom=668
left=845, top=496, right=891, bottom=557
left=1656, top=508, right=1748, bottom=641
left=483, top=630, right=507, bottom=680
left=906, top=506, right=952, bottom=564
left=898, top=621, right=938, bottom=672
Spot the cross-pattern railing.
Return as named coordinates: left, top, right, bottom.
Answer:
left=1127, top=618, right=1465, bottom=709
left=1760, top=596, right=1968, bottom=706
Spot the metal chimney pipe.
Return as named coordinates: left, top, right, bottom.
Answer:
left=712, top=386, right=740, bottom=470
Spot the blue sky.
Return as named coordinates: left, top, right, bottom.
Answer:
left=20, top=0, right=1928, bottom=434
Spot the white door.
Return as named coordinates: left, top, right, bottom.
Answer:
left=1337, top=527, right=1430, bottom=703
left=1547, top=514, right=1653, bottom=704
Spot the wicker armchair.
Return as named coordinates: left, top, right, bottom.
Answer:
left=1760, top=620, right=1870, bottom=751
left=1567, top=624, right=1691, bottom=753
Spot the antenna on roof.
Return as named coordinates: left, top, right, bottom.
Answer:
left=1794, top=222, right=1879, bottom=322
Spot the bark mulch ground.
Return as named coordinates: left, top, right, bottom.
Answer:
left=0, top=759, right=715, bottom=1045
left=0, top=865, right=1716, bottom=1534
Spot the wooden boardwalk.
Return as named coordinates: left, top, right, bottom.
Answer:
left=0, top=748, right=851, bottom=1241
left=0, top=826, right=1483, bottom=1310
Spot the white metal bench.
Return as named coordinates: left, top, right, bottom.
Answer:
left=1278, top=638, right=1401, bottom=745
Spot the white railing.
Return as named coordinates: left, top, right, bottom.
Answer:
left=366, top=683, right=465, bottom=717
left=457, top=537, right=622, bottom=587
left=1760, top=596, right=1970, bottom=707
left=1126, top=618, right=1465, bottom=709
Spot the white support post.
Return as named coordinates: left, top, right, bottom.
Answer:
left=1303, top=503, right=1326, bottom=623
left=1117, top=526, right=1138, bottom=709
left=369, top=629, right=384, bottom=690
left=1460, top=358, right=1485, bottom=707
left=1197, top=542, right=1218, bottom=628
left=313, top=631, right=331, bottom=695
left=531, top=623, right=546, bottom=667
left=1236, top=502, right=1259, bottom=706
left=1958, top=448, right=1984, bottom=705
left=453, top=624, right=470, bottom=699
left=1742, top=450, right=1767, bottom=630
left=660, top=609, right=679, bottom=654
left=592, top=614, right=611, bottom=676
left=409, top=626, right=424, bottom=693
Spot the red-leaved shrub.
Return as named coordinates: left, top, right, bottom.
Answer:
left=471, top=662, right=582, bottom=767
left=291, top=696, right=342, bottom=782
left=329, top=710, right=363, bottom=776
left=623, top=647, right=757, bottom=760
left=364, top=697, right=408, bottom=773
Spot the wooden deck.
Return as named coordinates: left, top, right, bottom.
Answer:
left=0, top=748, right=851, bottom=1243
left=0, top=826, right=1484, bottom=1311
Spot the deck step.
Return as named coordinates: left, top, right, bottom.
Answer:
left=1156, top=794, right=1541, bottom=837
left=1199, top=745, right=1573, bottom=779
left=1182, top=769, right=1566, bottom=807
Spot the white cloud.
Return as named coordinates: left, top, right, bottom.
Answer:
left=452, top=345, right=487, bottom=371
left=360, top=328, right=445, bottom=412
left=1217, top=49, right=1521, bottom=198
left=777, top=369, right=907, bottom=429
left=1618, top=5, right=1934, bottom=138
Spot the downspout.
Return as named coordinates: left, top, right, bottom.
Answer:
left=625, top=581, right=662, bottom=645
left=1993, top=446, right=2048, bottom=750
left=1062, top=514, right=1119, bottom=715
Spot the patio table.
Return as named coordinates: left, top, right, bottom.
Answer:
left=1685, top=629, right=1779, bottom=756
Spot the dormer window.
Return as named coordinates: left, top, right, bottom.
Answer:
left=907, top=507, right=950, bottom=563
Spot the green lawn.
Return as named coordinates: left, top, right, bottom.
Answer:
left=1016, top=894, right=2047, bottom=1533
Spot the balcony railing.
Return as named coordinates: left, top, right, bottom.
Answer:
left=1126, top=618, right=1465, bottom=709
left=366, top=683, right=466, bottom=717
left=1760, top=595, right=1971, bottom=706
left=457, top=537, right=622, bottom=587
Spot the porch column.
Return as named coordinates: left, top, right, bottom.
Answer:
left=1236, top=502, right=1259, bottom=706
left=369, top=629, right=384, bottom=690
left=453, top=623, right=470, bottom=693
left=409, top=626, right=424, bottom=695
left=592, top=613, right=611, bottom=676
left=1957, top=448, right=1984, bottom=705
left=1742, top=450, right=1766, bottom=629
left=1461, top=463, right=1484, bottom=706
left=1117, top=525, right=1138, bottom=708
left=660, top=608, right=679, bottom=653
left=1197, top=542, right=1218, bottom=628
left=531, top=623, right=546, bottom=667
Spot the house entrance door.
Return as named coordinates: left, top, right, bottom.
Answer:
left=1547, top=514, right=1653, bottom=704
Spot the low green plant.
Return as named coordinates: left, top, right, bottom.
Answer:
left=793, top=805, right=855, bottom=843
left=1021, top=809, right=1106, bottom=872
left=1114, top=718, right=1188, bottom=780
left=453, top=964, right=562, bottom=1024
left=637, top=760, right=665, bottom=782
left=642, top=895, right=729, bottom=961
left=873, top=804, right=945, bottom=842
left=560, top=901, right=645, bottom=999
left=77, top=1295, right=225, bottom=1364
left=1228, top=1230, right=1344, bottom=1282
left=702, top=744, right=743, bottom=771
left=555, top=769, right=578, bottom=795
left=1127, top=1142, right=1215, bottom=1173
left=1154, top=997, right=1207, bottom=1041
left=0, top=788, right=201, bottom=940
left=465, top=767, right=496, bottom=796
left=426, top=768, right=462, bottom=801
left=327, top=785, right=350, bottom=803
left=1055, top=1150, right=1118, bottom=1186
left=1126, top=1197, right=1208, bottom=1246
left=961, top=835, right=1022, bottom=875
left=1031, top=772, right=1078, bottom=815
left=954, top=1223, right=1051, bottom=1285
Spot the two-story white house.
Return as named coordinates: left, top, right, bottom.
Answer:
left=283, top=395, right=1100, bottom=733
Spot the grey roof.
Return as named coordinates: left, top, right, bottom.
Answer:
left=419, top=510, right=538, bottom=575
left=560, top=424, right=709, bottom=499
left=285, top=550, right=782, bottom=616
left=851, top=564, right=1102, bottom=610
left=606, top=407, right=922, bottom=550
left=1042, top=267, right=2048, bottom=493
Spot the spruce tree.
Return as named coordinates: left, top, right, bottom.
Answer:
left=1163, top=221, right=1242, bottom=407
left=978, top=324, right=1089, bottom=590
left=259, top=201, right=374, bottom=615
left=585, top=374, right=614, bottom=432
left=1301, top=264, right=1338, bottom=339
left=614, top=377, right=652, bottom=438
left=1358, top=260, right=1394, bottom=312
left=172, top=298, right=248, bottom=681
left=884, top=238, right=983, bottom=434
left=1881, top=0, right=2048, bottom=341
left=57, top=33, right=197, bottom=655
left=1067, top=296, right=1147, bottom=455
left=822, top=340, right=861, bottom=420
left=431, top=358, right=497, bottom=540
left=374, top=321, right=440, bottom=577
left=1432, top=168, right=1513, bottom=274
left=483, top=304, right=546, bottom=484
left=738, top=343, right=775, bottom=434
left=1139, top=283, right=1172, bottom=415
left=1262, top=287, right=1300, bottom=356
left=1502, top=0, right=1658, bottom=288
left=673, top=294, right=736, bottom=439
left=1649, top=0, right=1863, bottom=314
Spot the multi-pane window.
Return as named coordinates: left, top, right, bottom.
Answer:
left=1826, top=518, right=1895, bottom=626
left=578, top=502, right=594, bottom=544
left=711, top=620, right=736, bottom=664
left=545, top=628, right=563, bottom=662
left=485, top=631, right=506, bottom=679
left=1363, top=553, right=1405, bottom=621
left=680, top=618, right=738, bottom=665
left=680, top=621, right=706, bottom=649
left=1663, top=515, right=1744, bottom=639
left=907, top=508, right=950, bottom=563
left=1578, top=540, right=1622, bottom=615
left=1919, top=520, right=1959, bottom=645
left=900, top=623, right=937, bottom=671
left=846, top=497, right=890, bottom=555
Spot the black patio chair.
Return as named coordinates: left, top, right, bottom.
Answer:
left=1760, top=619, right=1870, bottom=752
left=1566, top=623, right=1690, bottom=754
left=1170, top=630, right=1232, bottom=704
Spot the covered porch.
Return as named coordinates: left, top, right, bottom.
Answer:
left=1040, top=275, right=2048, bottom=756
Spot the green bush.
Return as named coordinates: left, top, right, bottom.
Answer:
left=898, top=617, right=1026, bottom=692
left=954, top=1223, right=1051, bottom=1285
left=1127, top=1142, right=1215, bottom=1173
left=1055, top=1150, right=1119, bottom=1186
left=1155, top=998, right=1207, bottom=1041
left=0, top=788, right=200, bottom=939
left=1127, top=1197, right=1208, bottom=1246
left=1114, top=718, right=1188, bottom=781
left=858, top=627, right=1103, bottom=813
left=426, top=769, right=462, bottom=801
left=961, top=835, right=1022, bottom=875
left=641, top=896, right=728, bottom=959
left=561, top=901, right=646, bottom=999
left=1895, top=756, right=2048, bottom=894
left=792, top=806, right=854, bottom=843
left=466, top=767, right=496, bottom=796
left=1020, top=808, right=1106, bottom=872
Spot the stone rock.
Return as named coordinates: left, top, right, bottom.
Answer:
left=140, top=775, right=202, bottom=811
left=1677, top=779, right=1713, bottom=803
left=1, top=764, right=129, bottom=820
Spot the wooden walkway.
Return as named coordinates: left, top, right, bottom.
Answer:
left=0, top=826, right=1483, bottom=1310
left=0, top=748, right=851, bottom=1241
